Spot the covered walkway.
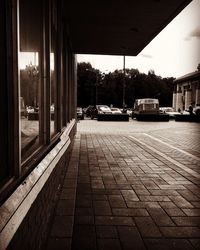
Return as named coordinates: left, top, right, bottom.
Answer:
left=45, top=120, right=200, bottom=250
left=1, top=1, right=194, bottom=248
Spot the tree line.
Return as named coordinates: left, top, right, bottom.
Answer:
left=77, top=62, right=175, bottom=108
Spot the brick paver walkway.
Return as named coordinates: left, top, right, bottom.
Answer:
left=47, top=120, right=200, bottom=250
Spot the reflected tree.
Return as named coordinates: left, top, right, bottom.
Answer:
left=25, top=62, right=39, bottom=107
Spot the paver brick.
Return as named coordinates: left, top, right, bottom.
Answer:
left=160, top=227, right=200, bottom=238
left=46, top=238, right=71, bottom=250
left=182, top=208, right=200, bottom=216
left=139, top=195, right=170, bottom=202
left=147, top=207, right=175, bottom=226
left=134, top=189, right=151, bottom=195
left=72, top=237, right=96, bottom=250
left=169, top=196, right=194, bottom=208
left=112, top=208, right=149, bottom=217
left=164, top=208, right=186, bottom=217
left=172, top=216, right=200, bottom=226
left=97, top=238, right=122, bottom=250
left=190, top=239, right=200, bottom=249
left=95, top=216, right=135, bottom=226
left=108, top=195, right=127, bottom=208
left=127, top=201, right=161, bottom=208
left=149, top=189, right=179, bottom=196
left=94, top=200, right=112, bottom=215
left=117, top=226, right=146, bottom=250
left=74, top=215, right=94, bottom=225
left=191, top=201, right=200, bottom=208
left=159, top=201, right=177, bottom=208
left=56, top=200, right=75, bottom=216
left=96, top=226, right=118, bottom=238
left=144, top=239, right=194, bottom=250
left=50, top=216, right=73, bottom=238
left=121, top=190, right=139, bottom=201
left=178, top=190, right=199, bottom=202
left=135, top=217, right=162, bottom=237
left=73, top=225, right=96, bottom=238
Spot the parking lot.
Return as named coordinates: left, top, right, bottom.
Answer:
left=47, top=119, right=200, bottom=250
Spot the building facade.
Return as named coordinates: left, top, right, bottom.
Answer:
left=173, top=67, right=200, bottom=111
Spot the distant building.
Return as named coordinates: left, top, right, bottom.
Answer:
left=173, top=65, right=200, bottom=111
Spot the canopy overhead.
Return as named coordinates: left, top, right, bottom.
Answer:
left=63, top=0, right=191, bottom=56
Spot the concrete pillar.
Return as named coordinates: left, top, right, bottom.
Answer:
left=172, top=92, right=176, bottom=110
left=195, top=83, right=200, bottom=106
left=172, top=84, right=177, bottom=110
left=185, top=88, right=192, bottom=110
left=176, top=86, right=183, bottom=111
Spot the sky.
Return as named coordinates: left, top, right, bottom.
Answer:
left=77, top=0, right=200, bottom=78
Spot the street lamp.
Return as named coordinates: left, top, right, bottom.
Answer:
left=122, top=55, right=126, bottom=110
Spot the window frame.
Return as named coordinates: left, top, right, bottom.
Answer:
left=0, top=0, right=69, bottom=204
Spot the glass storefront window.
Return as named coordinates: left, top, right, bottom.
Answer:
left=50, top=0, right=57, bottom=136
left=50, top=52, right=55, bottom=135
left=0, top=0, right=75, bottom=201
left=19, top=0, right=42, bottom=162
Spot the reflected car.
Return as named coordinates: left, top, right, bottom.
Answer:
left=26, top=106, right=35, bottom=113
left=77, top=107, right=84, bottom=120
left=50, top=104, right=54, bottom=113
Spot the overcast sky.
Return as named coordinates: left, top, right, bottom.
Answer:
left=77, top=0, right=200, bottom=78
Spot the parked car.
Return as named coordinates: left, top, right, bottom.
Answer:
left=96, top=105, right=112, bottom=114
left=82, top=107, right=87, bottom=114
left=159, top=107, right=180, bottom=119
left=126, top=108, right=133, bottom=117
left=181, top=110, right=190, bottom=115
left=50, top=104, right=54, bottom=113
left=132, top=98, right=159, bottom=119
left=77, top=107, right=84, bottom=120
left=26, top=106, right=35, bottom=113
left=110, top=107, right=122, bottom=114
left=194, top=106, right=200, bottom=116
left=90, top=105, right=112, bottom=119
left=85, top=105, right=95, bottom=117
left=20, top=97, right=27, bottom=117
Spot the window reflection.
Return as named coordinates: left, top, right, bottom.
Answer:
left=50, top=0, right=57, bottom=136
left=19, top=53, right=40, bottom=161
left=19, top=0, right=42, bottom=162
left=50, top=52, right=55, bottom=135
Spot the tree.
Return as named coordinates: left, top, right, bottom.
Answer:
left=77, top=62, right=101, bottom=107
left=77, top=62, right=175, bottom=108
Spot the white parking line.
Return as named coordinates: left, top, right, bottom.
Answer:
left=143, top=133, right=200, bottom=161
left=128, top=135, right=200, bottom=179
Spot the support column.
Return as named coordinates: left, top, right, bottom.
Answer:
left=173, top=92, right=176, bottom=110
left=176, top=86, right=183, bottom=111
left=172, top=85, right=177, bottom=110
left=185, top=87, right=192, bottom=110
left=195, top=83, right=200, bottom=106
